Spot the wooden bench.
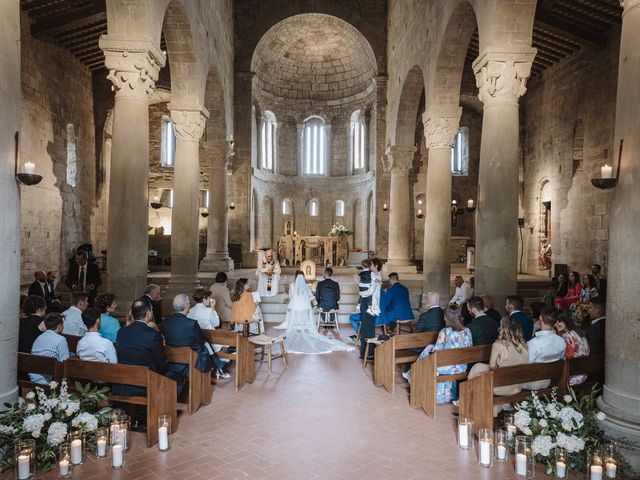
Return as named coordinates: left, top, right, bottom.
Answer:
left=459, top=360, right=566, bottom=434
left=17, top=353, right=64, bottom=395
left=63, top=359, right=177, bottom=448
left=410, top=344, right=493, bottom=418
left=562, top=354, right=605, bottom=397
left=373, top=332, right=439, bottom=395
left=204, top=329, right=255, bottom=391
left=165, top=346, right=212, bottom=415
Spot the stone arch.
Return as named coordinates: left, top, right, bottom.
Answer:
left=394, top=66, right=426, bottom=147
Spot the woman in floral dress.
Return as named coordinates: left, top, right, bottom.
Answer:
left=554, top=310, right=590, bottom=385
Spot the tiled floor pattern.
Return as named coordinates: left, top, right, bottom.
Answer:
left=5, top=329, right=581, bottom=480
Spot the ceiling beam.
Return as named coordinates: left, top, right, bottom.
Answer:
left=31, top=0, right=106, bottom=37
left=534, top=11, right=607, bottom=48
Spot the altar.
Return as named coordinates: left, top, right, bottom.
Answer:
left=277, top=233, right=349, bottom=267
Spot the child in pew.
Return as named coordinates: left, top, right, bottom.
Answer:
left=402, top=305, right=472, bottom=404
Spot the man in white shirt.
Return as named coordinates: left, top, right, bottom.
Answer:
left=524, top=305, right=566, bottom=390
left=77, top=308, right=117, bottom=363
left=188, top=288, right=220, bottom=330
left=62, top=291, right=89, bottom=336
left=449, top=275, right=472, bottom=306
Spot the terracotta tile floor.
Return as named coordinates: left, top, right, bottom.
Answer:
left=5, top=328, right=582, bottom=480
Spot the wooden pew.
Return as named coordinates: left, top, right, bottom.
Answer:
left=410, top=344, right=493, bottom=418
left=64, top=359, right=177, bottom=448
left=562, top=354, right=605, bottom=397
left=165, top=346, right=212, bottom=415
left=17, top=353, right=64, bottom=396
left=459, top=360, right=566, bottom=434
left=62, top=334, right=81, bottom=354
left=204, top=329, right=255, bottom=391
left=373, top=332, right=439, bottom=395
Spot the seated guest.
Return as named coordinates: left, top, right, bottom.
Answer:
left=449, top=275, right=472, bottom=308
left=556, top=273, right=569, bottom=298
left=403, top=305, right=472, bottom=404
left=461, top=276, right=475, bottom=324
left=315, top=267, right=340, bottom=323
left=505, top=295, right=534, bottom=341
left=112, top=299, right=173, bottom=397
left=188, top=288, right=220, bottom=330
left=466, top=296, right=499, bottom=346
left=28, top=271, right=64, bottom=313
left=162, top=294, right=229, bottom=379
left=65, top=250, right=101, bottom=304
left=415, top=292, right=445, bottom=333
left=524, top=306, right=566, bottom=390
left=62, top=291, right=89, bottom=336
left=230, top=278, right=261, bottom=334
left=591, top=263, right=607, bottom=297
left=530, top=301, right=546, bottom=333
left=77, top=307, right=117, bottom=363
left=95, top=293, right=121, bottom=343
left=30, top=313, right=70, bottom=384
left=554, top=271, right=582, bottom=310
left=210, top=272, right=233, bottom=324
left=379, top=273, right=414, bottom=331
left=19, top=295, right=46, bottom=353
left=143, top=283, right=163, bottom=325
left=586, top=297, right=606, bottom=355
left=554, top=310, right=589, bottom=385
left=45, top=271, right=66, bottom=313
left=579, top=274, right=599, bottom=304
left=482, top=295, right=502, bottom=325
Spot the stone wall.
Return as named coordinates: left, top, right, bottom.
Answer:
left=520, top=28, right=620, bottom=275
left=19, top=13, right=97, bottom=284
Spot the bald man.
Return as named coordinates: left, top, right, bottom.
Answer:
left=415, top=292, right=445, bottom=333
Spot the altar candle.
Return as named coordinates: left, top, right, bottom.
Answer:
left=112, top=444, right=123, bottom=468
left=479, top=439, right=491, bottom=466
left=516, top=453, right=527, bottom=476
left=497, top=445, right=507, bottom=461
left=556, top=461, right=566, bottom=478
left=601, top=164, right=613, bottom=178
left=59, top=459, right=69, bottom=476
left=158, top=425, right=169, bottom=451
left=23, top=162, right=35, bottom=175
left=467, top=199, right=474, bottom=208
left=97, top=438, right=107, bottom=457
left=70, top=439, right=82, bottom=465
left=591, top=465, right=603, bottom=480
left=17, top=454, right=30, bottom=479
left=458, top=423, right=468, bottom=448
left=605, top=462, right=617, bottom=478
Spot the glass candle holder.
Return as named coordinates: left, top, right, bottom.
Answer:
left=116, top=419, right=130, bottom=452
left=588, top=451, right=605, bottom=480
left=495, top=428, right=509, bottom=462
left=504, top=413, right=517, bottom=441
left=15, top=439, right=36, bottom=480
left=602, top=444, right=618, bottom=479
left=515, top=436, right=535, bottom=478
left=457, top=417, right=474, bottom=450
left=158, top=415, right=171, bottom=451
left=68, top=430, right=84, bottom=466
left=109, top=410, right=126, bottom=446
left=554, top=446, right=567, bottom=479
left=478, top=428, right=493, bottom=467
left=95, top=427, right=108, bottom=459
left=58, top=443, right=71, bottom=479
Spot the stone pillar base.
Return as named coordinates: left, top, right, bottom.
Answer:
left=383, top=261, right=417, bottom=274
left=200, top=255, right=234, bottom=272
left=596, top=396, right=640, bottom=471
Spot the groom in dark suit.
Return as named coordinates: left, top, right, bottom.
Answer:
left=65, top=250, right=102, bottom=304
left=315, top=267, right=340, bottom=323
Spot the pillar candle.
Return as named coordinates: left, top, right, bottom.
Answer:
left=497, top=445, right=507, bottom=460
left=479, top=440, right=491, bottom=465
left=591, top=465, right=603, bottom=480
left=111, top=444, right=123, bottom=468
left=70, top=439, right=82, bottom=464
left=605, top=462, right=617, bottom=478
left=23, top=162, right=35, bottom=175
left=556, top=461, right=566, bottom=478
left=467, top=199, right=474, bottom=208
left=97, top=438, right=107, bottom=457
left=158, top=425, right=169, bottom=451
left=601, top=164, right=613, bottom=178
left=59, top=459, right=69, bottom=476
left=17, top=454, right=30, bottom=479
left=516, top=453, right=527, bottom=476
left=458, top=424, right=468, bottom=448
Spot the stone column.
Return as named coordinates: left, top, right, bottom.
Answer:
left=597, top=0, right=640, bottom=469
left=0, top=0, right=21, bottom=407
left=200, top=146, right=234, bottom=272
left=473, top=48, right=535, bottom=310
left=422, top=107, right=462, bottom=303
left=100, top=37, right=165, bottom=308
left=384, top=145, right=417, bottom=273
left=168, top=106, right=208, bottom=287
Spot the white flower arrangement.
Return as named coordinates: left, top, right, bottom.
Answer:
left=71, top=412, right=98, bottom=432
left=328, top=223, right=353, bottom=237
left=46, top=422, right=67, bottom=446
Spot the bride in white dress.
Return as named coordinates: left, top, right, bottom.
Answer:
left=276, top=274, right=353, bottom=354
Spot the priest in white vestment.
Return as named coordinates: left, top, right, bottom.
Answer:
left=256, top=249, right=281, bottom=297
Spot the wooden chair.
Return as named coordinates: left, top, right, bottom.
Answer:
left=17, top=353, right=64, bottom=396
left=459, top=360, right=566, bottom=434
left=248, top=334, right=288, bottom=375
left=409, top=344, right=493, bottom=418
left=317, top=308, right=340, bottom=332
left=204, top=329, right=255, bottom=391
left=164, top=346, right=212, bottom=415
left=373, top=332, right=439, bottom=395
left=362, top=337, right=384, bottom=368
left=64, top=359, right=177, bottom=448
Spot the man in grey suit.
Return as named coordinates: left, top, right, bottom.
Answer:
left=415, top=292, right=445, bottom=332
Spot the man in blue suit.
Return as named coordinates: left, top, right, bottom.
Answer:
left=380, top=273, right=414, bottom=331
left=415, top=292, right=445, bottom=332
left=506, top=295, right=534, bottom=341
left=315, top=267, right=340, bottom=323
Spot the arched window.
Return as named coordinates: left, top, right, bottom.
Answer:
left=308, top=198, right=320, bottom=217
left=260, top=110, right=277, bottom=171
left=303, top=117, right=326, bottom=176
left=335, top=200, right=345, bottom=217
left=350, top=110, right=366, bottom=171
left=451, top=126, right=469, bottom=176
left=161, top=117, right=176, bottom=167
left=282, top=198, right=293, bottom=216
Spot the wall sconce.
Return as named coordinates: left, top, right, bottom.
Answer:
left=229, top=202, right=236, bottom=210
left=452, top=200, right=464, bottom=215
left=382, top=203, right=389, bottom=211
left=592, top=139, right=622, bottom=190
left=149, top=193, right=162, bottom=209
left=465, top=199, right=477, bottom=213
left=416, top=208, right=424, bottom=219
left=200, top=208, right=209, bottom=218
left=14, top=132, right=43, bottom=186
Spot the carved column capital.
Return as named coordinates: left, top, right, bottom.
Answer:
left=99, top=36, right=166, bottom=97
left=384, top=145, right=416, bottom=175
left=169, top=105, right=209, bottom=142
left=473, top=47, right=537, bottom=107
left=422, top=106, right=462, bottom=149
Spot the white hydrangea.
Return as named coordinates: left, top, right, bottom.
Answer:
left=71, top=412, right=98, bottom=432
left=515, top=410, right=531, bottom=430
left=0, top=425, right=16, bottom=435
left=556, top=432, right=586, bottom=453
left=557, top=406, right=584, bottom=431
left=47, top=422, right=67, bottom=446
left=23, top=413, right=46, bottom=433
left=532, top=435, right=555, bottom=457
left=539, top=418, right=548, bottom=428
